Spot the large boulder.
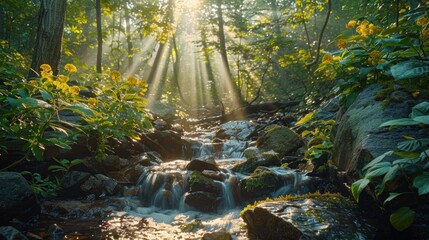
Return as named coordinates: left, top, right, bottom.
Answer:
left=240, top=167, right=281, bottom=201
left=184, top=191, right=219, bottom=212
left=256, top=126, right=300, bottom=158
left=232, top=150, right=281, bottom=174
left=186, top=160, right=220, bottom=172
left=188, top=171, right=221, bottom=194
left=0, top=172, right=39, bottom=224
left=241, top=193, right=377, bottom=240
left=216, top=121, right=256, bottom=140
left=331, top=86, right=424, bottom=174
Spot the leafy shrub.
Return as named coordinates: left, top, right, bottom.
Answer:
left=351, top=102, right=429, bottom=231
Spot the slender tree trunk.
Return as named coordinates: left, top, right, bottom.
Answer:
left=29, top=0, right=67, bottom=78
left=96, top=0, right=102, bottom=73
left=216, top=0, right=243, bottom=106
left=172, top=35, right=188, bottom=103
left=124, top=1, right=133, bottom=69
left=201, top=27, right=219, bottom=105
left=147, top=43, right=166, bottom=85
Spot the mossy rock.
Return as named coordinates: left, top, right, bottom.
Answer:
left=188, top=171, right=220, bottom=194
left=240, top=167, right=281, bottom=200
left=232, top=150, right=281, bottom=174
left=256, top=125, right=300, bottom=158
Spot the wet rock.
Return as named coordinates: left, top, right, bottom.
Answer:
left=202, top=170, right=227, bottom=182
left=186, top=160, right=220, bottom=172
left=331, top=85, right=418, bottom=173
left=315, top=97, right=340, bottom=120
left=188, top=171, right=221, bottom=194
left=256, top=125, right=301, bottom=158
left=153, top=119, right=169, bottom=130
left=241, top=193, right=377, bottom=240
left=240, top=167, right=281, bottom=201
left=41, top=200, right=113, bottom=220
left=221, top=140, right=248, bottom=158
left=184, top=191, right=219, bottom=212
left=201, top=230, right=233, bottom=240
left=61, top=171, right=91, bottom=189
left=0, top=226, right=28, bottom=240
left=0, top=172, right=39, bottom=224
left=243, top=147, right=260, bottom=160
left=216, top=121, right=256, bottom=140
left=80, top=174, right=122, bottom=196
left=142, top=130, right=184, bottom=160
left=231, top=151, right=281, bottom=174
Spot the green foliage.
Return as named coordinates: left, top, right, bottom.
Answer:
left=317, top=4, right=429, bottom=106
left=296, top=112, right=335, bottom=161
left=351, top=102, right=429, bottom=231
left=21, top=171, right=60, bottom=199
left=48, top=158, right=83, bottom=173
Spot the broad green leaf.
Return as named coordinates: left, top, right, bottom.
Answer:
left=365, top=165, right=391, bottom=179
left=383, top=192, right=408, bottom=205
left=70, top=159, right=84, bottom=167
left=397, top=140, right=422, bottom=152
left=390, top=207, right=415, bottom=232
left=295, top=112, right=315, bottom=125
left=351, top=178, right=370, bottom=202
left=382, top=165, right=399, bottom=185
left=391, top=60, right=429, bottom=80
left=413, top=172, right=429, bottom=196
left=410, top=102, right=429, bottom=118
left=413, top=116, right=429, bottom=125
left=31, top=145, right=44, bottom=160
left=66, top=105, right=95, bottom=117
left=362, top=151, right=394, bottom=171
left=380, top=118, right=419, bottom=127
left=48, top=165, right=66, bottom=172
left=46, top=138, right=72, bottom=150
left=40, top=90, right=52, bottom=101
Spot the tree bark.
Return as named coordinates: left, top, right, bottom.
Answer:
left=124, top=1, right=134, bottom=68
left=0, top=7, right=5, bottom=40
left=96, top=0, right=102, bottom=73
left=29, top=0, right=67, bottom=78
left=216, top=0, right=243, bottom=107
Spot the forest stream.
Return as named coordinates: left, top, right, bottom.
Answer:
left=19, top=118, right=315, bottom=240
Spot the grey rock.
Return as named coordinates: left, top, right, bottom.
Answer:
left=217, top=121, right=256, bottom=140
left=256, top=125, right=300, bottom=158
left=0, top=226, right=29, bottom=240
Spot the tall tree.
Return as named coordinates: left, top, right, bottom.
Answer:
left=124, top=1, right=134, bottom=69
left=29, top=0, right=67, bottom=78
left=96, top=0, right=102, bottom=73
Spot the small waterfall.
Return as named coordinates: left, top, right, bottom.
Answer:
left=270, top=167, right=312, bottom=197
left=217, top=176, right=237, bottom=210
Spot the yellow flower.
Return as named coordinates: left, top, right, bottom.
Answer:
left=355, top=20, right=380, bottom=37
left=57, top=74, right=69, bottom=83
left=368, top=24, right=381, bottom=35
left=88, top=97, right=98, bottom=107
left=322, top=54, right=333, bottom=63
left=399, top=9, right=407, bottom=14
left=70, top=86, right=80, bottom=95
left=337, top=39, right=347, bottom=49
left=41, top=70, right=53, bottom=79
left=346, top=20, right=357, bottom=29
left=64, top=64, right=77, bottom=73
left=127, top=76, right=139, bottom=86
left=110, top=71, right=121, bottom=82
left=368, top=50, right=384, bottom=65
left=28, top=80, right=38, bottom=86
left=416, top=17, right=428, bottom=27
left=40, top=64, right=52, bottom=72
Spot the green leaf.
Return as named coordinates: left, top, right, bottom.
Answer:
left=351, top=178, right=370, bottom=202
left=413, top=116, right=429, bottom=125
left=40, top=90, right=52, bottom=101
left=46, top=138, right=72, bottom=150
left=380, top=118, right=419, bottom=127
left=397, top=140, right=422, bottom=152
left=382, top=165, right=399, bottom=185
left=31, top=146, right=44, bottom=160
left=391, top=60, right=429, bottom=80
left=411, top=102, right=429, bottom=118
left=362, top=151, right=394, bottom=171
left=390, top=207, right=415, bottom=232
left=17, top=97, right=52, bottom=108
left=66, top=105, right=95, bottom=117
left=413, top=172, right=429, bottom=196
left=383, top=192, right=408, bottom=205
left=295, top=112, right=315, bottom=125
left=365, top=165, right=391, bottom=179
left=48, top=165, right=66, bottom=172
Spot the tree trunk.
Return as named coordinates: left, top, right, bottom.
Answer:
left=124, top=1, right=133, bottom=69
left=96, top=0, right=102, bottom=73
left=216, top=0, right=243, bottom=107
left=0, top=7, right=5, bottom=40
left=201, top=27, right=219, bottom=106
left=29, top=0, right=67, bottom=78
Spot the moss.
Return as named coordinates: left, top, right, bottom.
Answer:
left=244, top=170, right=277, bottom=192
left=240, top=192, right=344, bottom=216
left=188, top=171, right=214, bottom=190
